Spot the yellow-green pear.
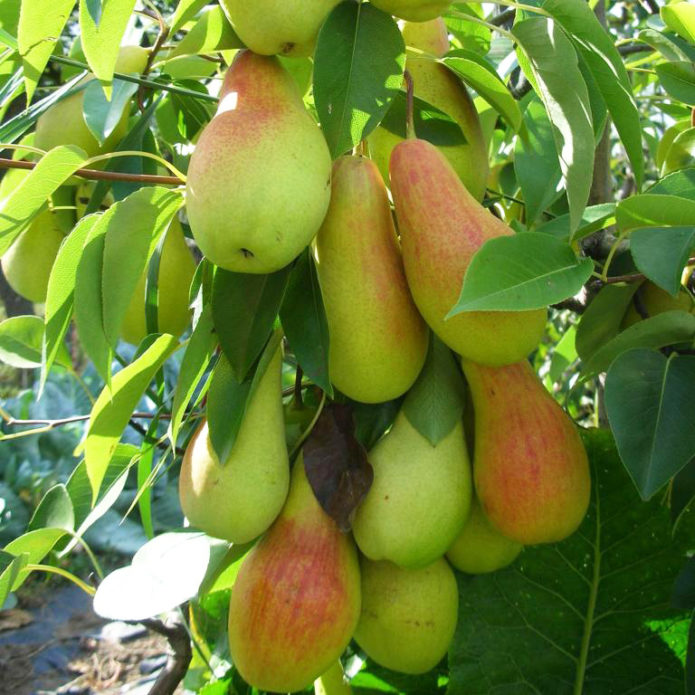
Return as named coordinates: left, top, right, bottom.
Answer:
left=446, top=498, right=522, bottom=574
left=621, top=280, right=694, bottom=328
left=370, top=0, right=451, bottom=22
left=315, top=155, right=428, bottom=403
left=75, top=181, right=114, bottom=218
left=1, top=207, right=65, bottom=303
left=354, top=558, right=458, bottom=674
left=185, top=50, right=332, bottom=273
left=120, top=217, right=196, bottom=345
left=314, top=661, right=352, bottom=695
left=352, top=412, right=471, bottom=568
left=34, top=46, right=148, bottom=156
left=369, top=18, right=489, bottom=200
left=220, top=0, right=341, bottom=57
left=179, top=344, right=290, bottom=543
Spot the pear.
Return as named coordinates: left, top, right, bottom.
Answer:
left=179, top=344, right=290, bottom=543
left=75, top=181, right=114, bottom=218
left=446, top=498, right=522, bottom=574
left=370, top=0, right=451, bottom=22
left=228, top=457, right=361, bottom=693
left=314, top=661, right=352, bottom=695
left=621, top=280, right=694, bottom=328
left=369, top=19, right=489, bottom=200
left=185, top=50, right=332, bottom=274
left=220, top=0, right=341, bottom=57
left=352, top=412, right=471, bottom=568
left=463, top=359, right=591, bottom=545
left=315, top=155, right=428, bottom=403
left=120, top=217, right=196, bottom=345
left=34, top=46, right=148, bottom=156
left=390, top=139, right=547, bottom=366
left=354, top=558, right=458, bottom=674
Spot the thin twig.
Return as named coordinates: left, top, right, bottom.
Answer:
left=619, top=44, right=653, bottom=56
left=491, top=8, right=516, bottom=27
left=602, top=257, right=695, bottom=285
left=0, top=411, right=195, bottom=427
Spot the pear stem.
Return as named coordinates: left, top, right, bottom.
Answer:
left=404, top=70, right=416, bottom=140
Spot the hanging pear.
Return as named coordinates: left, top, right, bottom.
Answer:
left=370, top=0, right=451, bottom=22
left=228, top=458, right=361, bottom=692
left=463, top=359, right=591, bottom=545
left=185, top=50, right=332, bottom=273
left=352, top=411, right=471, bottom=568
left=390, top=138, right=546, bottom=365
left=179, top=344, right=290, bottom=543
left=220, top=0, right=341, bottom=57
left=315, top=155, right=428, bottom=403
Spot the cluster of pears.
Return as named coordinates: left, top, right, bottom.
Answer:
left=176, top=9, right=592, bottom=694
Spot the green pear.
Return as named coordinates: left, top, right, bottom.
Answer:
left=370, top=0, right=451, bottom=22
left=621, top=280, right=694, bottom=328
left=369, top=18, right=489, bottom=200
left=314, top=661, right=352, bottom=695
left=446, top=498, right=522, bottom=574
left=74, top=181, right=115, bottom=218
left=390, top=138, right=546, bottom=365
left=354, top=557, right=458, bottom=674
left=34, top=46, right=148, bottom=156
left=220, top=0, right=341, bottom=57
left=315, top=155, right=428, bottom=403
left=352, top=412, right=471, bottom=568
left=1, top=207, right=66, bottom=303
left=185, top=50, right=332, bottom=273
left=463, top=359, right=591, bottom=545
left=228, top=458, right=361, bottom=692
left=179, top=343, right=289, bottom=543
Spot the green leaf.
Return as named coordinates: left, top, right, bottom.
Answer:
left=0, top=315, right=70, bottom=370
left=606, top=350, right=695, bottom=499
left=582, top=311, right=695, bottom=378
left=443, top=51, right=522, bottom=130
left=662, top=127, right=695, bottom=175
left=169, top=306, right=217, bottom=447
left=4, top=528, right=67, bottom=590
left=85, top=334, right=179, bottom=500
left=83, top=79, right=138, bottom=145
left=314, top=2, right=405, bottom=158
left=536, top=202, right=616, bottom=241
left=42, top=214, right=98, bottom=389
left=543, top=0, right=644, bottom=187
left=212, top=266, right=290, bottom=382
left=513, top=18, right=594, bottom=233
left=549, top=324, right=577, bottom=383
left=662, top=3, right=695, bottom=45
left=79, top=0, right=136, bottom=94
left=169, top=6, right=242, bottom=59
left=648, top=168, right=695, bottom=200
left=93, top=532, right=229, bottom=621
left=279, top=250, right=332, bottom=397
left=169, top=0, right=209, bottom=35
left=402, top=336, right=466, bottom=446
left=448, top=428, right=692, bottom=692
left=102, top=187, right=183, bottom=346
left=657, top=62, right=695, bottom=105
left=17, top=0, right=74, bottom=101
left=617, top=194, right=695, bottom=231
left=630, top=227, right=695, bottom=296
left=0, top=551, right=27, bottom=611
left=575, top=283, right=639, bottom=362
left=0, top=145, right=86, bottom=255
left=444, top=6, right=490, bottom=55
left=638, top=27, right=689, bottom=62
left=448, top=233, right=593, bottom=315
left=27, top=484, right=74, bottom=532
left=514, top=97, right=561, bottom=225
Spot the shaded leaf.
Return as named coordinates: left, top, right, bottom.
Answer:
left=169, top=6, right=242, bottom=59
left=617, top=193, right=695, bottom=231
left=657, top=62, right=695, bottom=105
left=536, top=202, right=616, bottom=241
left=27, top=484, right=74, bottom=533
left=0, top=315, right=68, bottom=370
left=303, top=403, right=373, bottom=532
left=4, top=528, right=67, bottom=591
left=83, top=79, right=139, bottom=145
left=631, top=227, right=695, bottom=296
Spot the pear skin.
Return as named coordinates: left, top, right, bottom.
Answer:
left=352, top=412, right=471, bottom=568
left=315, top=156, right=428, bottom=403
left=369, top=20, right=489, bottom=200
left=621, top=280, right=694, bottom=328
left=446, top=498, right=522, bottom=574
left=463, top=359, right=591, bottom=545
left=370, top=0, right=451, bottom=22
left=120, top=217, right=196, bottom=345
left=390, top=139, right=547, bottom=365
left=220, top=0, right=341, bottom=57
left=354, top=558, right=458, bottom=674
left=179, top=345, right=289, bottom=543
left=185, top=50, right=332, bottom=273
left=228, top=458, right=361, bottom=693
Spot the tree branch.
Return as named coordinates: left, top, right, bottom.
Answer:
left=0, top=157, right=182, bottom=185
left=140, top=617, right=192, bottom=695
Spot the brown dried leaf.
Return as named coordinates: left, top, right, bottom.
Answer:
left=303, top=403, right=373, bottom=532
